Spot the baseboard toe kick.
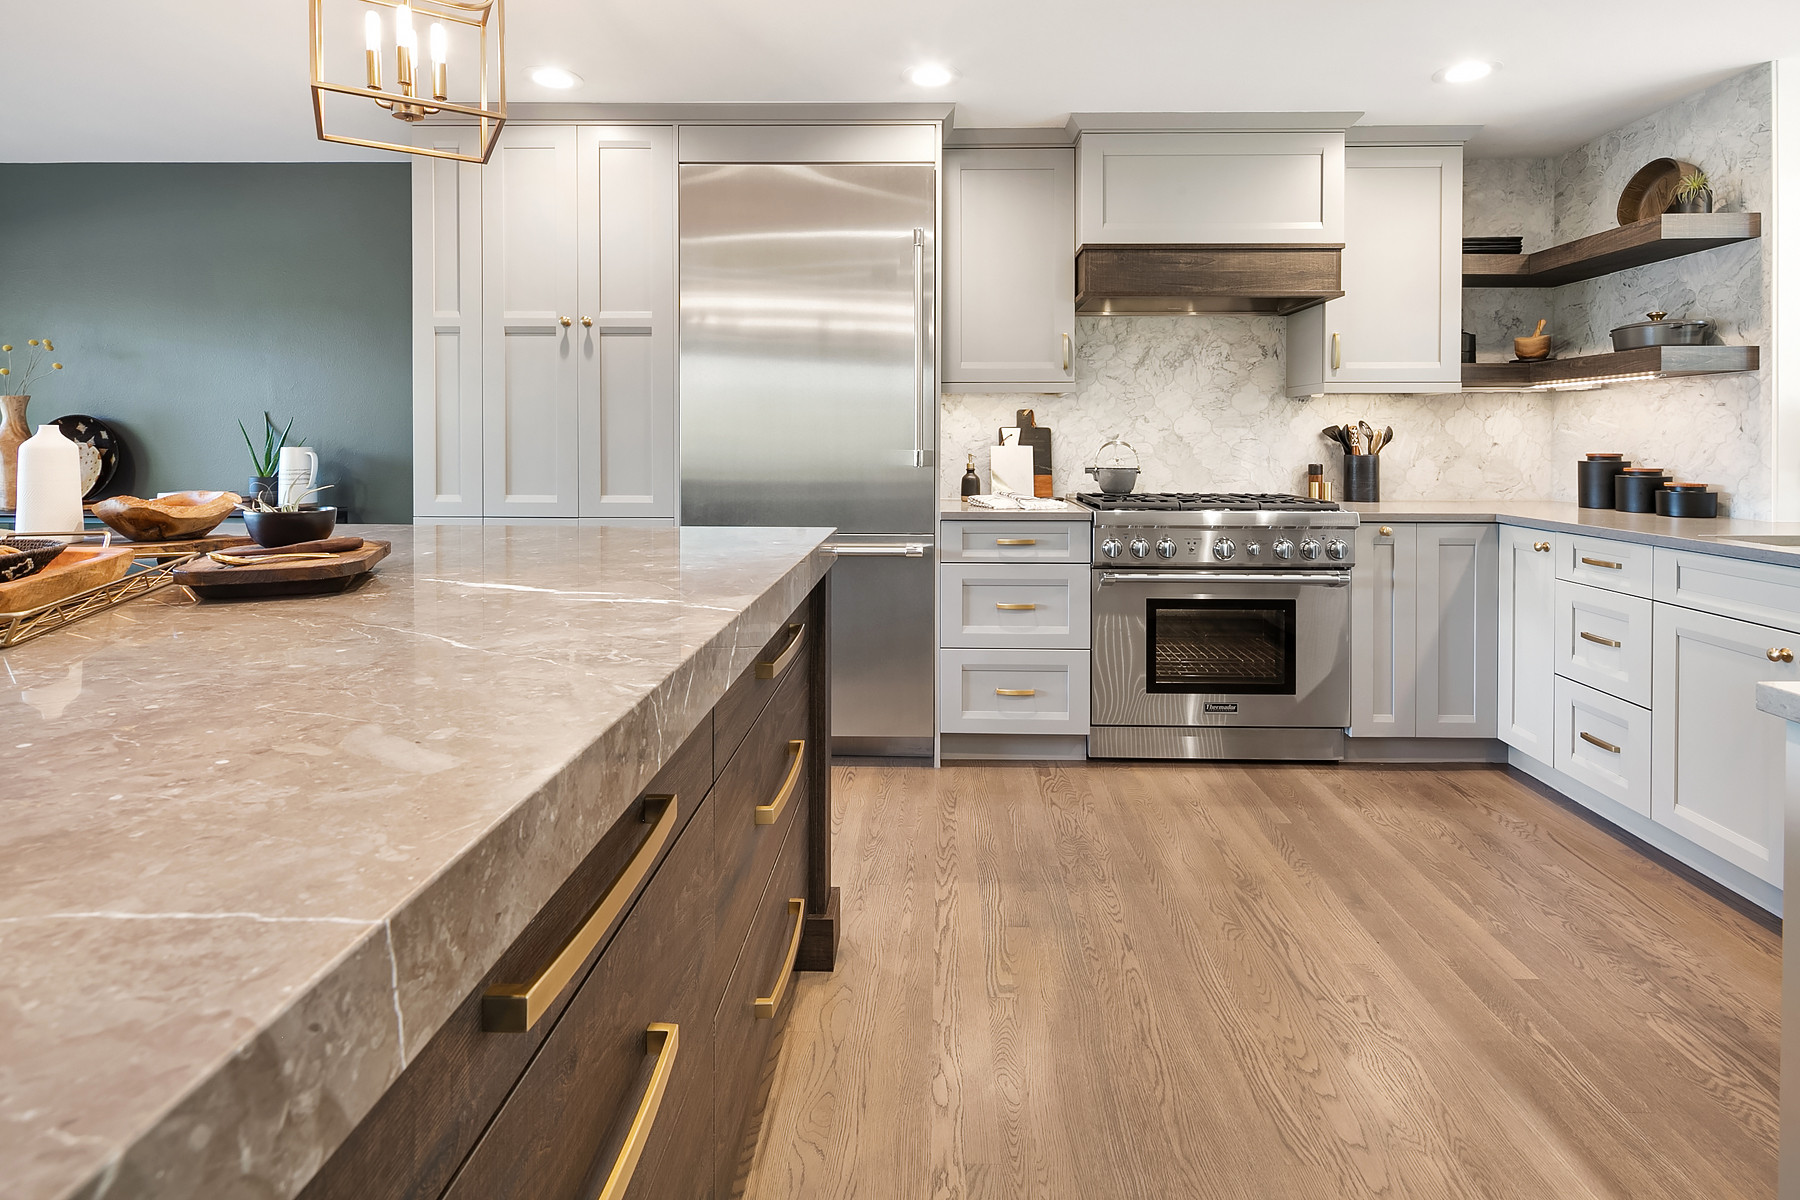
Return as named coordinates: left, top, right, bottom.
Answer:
left=939, top=733, right=1091, bottom=761
left=1343, top=736, right=1508, bottom=763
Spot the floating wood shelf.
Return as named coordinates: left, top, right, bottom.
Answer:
left=1463, top=212, right=1761, bottom=288
left=1461, top=344, right=1760, bottom=390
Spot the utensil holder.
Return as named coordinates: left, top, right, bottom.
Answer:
left=1342, top=453, right=1379, bottom=503
left=1578, top=458, right=1630, bottom=509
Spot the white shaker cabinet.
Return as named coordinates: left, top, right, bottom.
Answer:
left=1497, top=527, right=1557, bottom=758
left=942, top=149, right=1075, bottom=390
left=411, top=126, right=485, bottom=517
left=1286, top=145, right=1463, bottom=397
left=1350, top=521, right=1496, bottom=738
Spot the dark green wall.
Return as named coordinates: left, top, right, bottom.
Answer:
left=0, top=163, right=412, bottom=522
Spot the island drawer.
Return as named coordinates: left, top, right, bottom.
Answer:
left=441, top=791, right=716, bottom=1200
left=297, top=715, right=715, bottom=1200
left=713, top=660, right=810, bottom=997
left=1553, top=676, right=1651, bottom=817
left=941, top=519, right=1091, bottom=563
left=716, top=598, right=812, bottom=774
left=939, top=563, right=1091, bottom=649
left=1554, top=580, right=1653, bottom=708
left=1557, top=534, right=1651, bottom=598
left=713, top=814, right=808, bottom=1199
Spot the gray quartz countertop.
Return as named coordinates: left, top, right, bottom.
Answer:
left=940, top=497, right=1093, bottom=520
left=0, top=523, right=835, bottom=1200
left=1756, top=681, right=1800, bottom=724
left=1344, top=500, right=1800, bottom=567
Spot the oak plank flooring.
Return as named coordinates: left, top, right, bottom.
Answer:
left=746, top=763, right=1778, bottom=1199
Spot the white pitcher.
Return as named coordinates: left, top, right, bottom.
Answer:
left=277, top=445, right=320, bottom=508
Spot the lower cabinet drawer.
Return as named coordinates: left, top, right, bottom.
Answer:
left=1554, top=579, right=1653, bottom=707
left=713, top=817, right=808, bottom=1199
left=1553, top=676, right=1651, bottom=817
left=941, top=519, right=1090, bottom=563
left=938, top=648, right=1090, bottom=734
left=938, top=562, right=1090, bottom=649
left=441, top=793, right=717, bottom=1200
left=713, top=659, right=810, bottom=991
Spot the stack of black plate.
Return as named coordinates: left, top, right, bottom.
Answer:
left=1463, top=236, right=1525, bottom=255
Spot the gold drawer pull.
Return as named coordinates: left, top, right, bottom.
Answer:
left=484, top=795, right=680, bottom=1032
left=1534, top=541, right=1551, bottom=553
left=755, top=740, right=805, bottom=826
left=1769, top=647, right=1795, bottom=663
left=994, top=602, right=1038, bottom=611
left=995, top=538, right=1037, bottom=546
left=755, top=622, right=805, bottom=680
left=1580, top=731, right=1622, bottom=754
left=755, top=898, right=806, bottom=1019
left=1579, top=631, right=1622, bottom=648
left=1580, top=556, right=1623, bottom=570
left=995, top=688, right=1037, bottom=697
left=595, top=1023, right=680, bottom=1200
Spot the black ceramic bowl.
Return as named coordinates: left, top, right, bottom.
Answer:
left=243, top=507, right=338, bottom=548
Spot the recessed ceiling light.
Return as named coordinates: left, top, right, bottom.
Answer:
left=907, top=63, right=954, bottom=88
left=530, top=66, right=582, bottom=89
left=1436, top=60, right=1497, bottom=84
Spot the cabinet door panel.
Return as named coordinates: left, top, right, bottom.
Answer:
left=1498, top=528, right=1556, bottom=758
left=1349, top=523, right=1417, bottom=736
left=1416, top=523, right=1498, bottom=738
left=484, top=125, right=579, bottom=516
left=578, top=126, right=677, bottom=519
left=1652, top=605, right=1797, bottom=885
left=943, top=149, right=1075, bottom=386
left=413, top=128, right=484, bottom=516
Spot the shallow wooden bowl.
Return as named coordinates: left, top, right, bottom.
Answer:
left=1616, top=157, right=1702, bottom=226
left=93, top=491, right=240, bottom=541
left=1513, top=335, right=1551, bottom=360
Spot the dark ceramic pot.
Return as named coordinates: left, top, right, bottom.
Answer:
left=244, top=507, right=337, bottom=548
left=1668, top=189, right=1713, bottom=214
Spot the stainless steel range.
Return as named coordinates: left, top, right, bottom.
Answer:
left=1077, top=492, right=1359, bottom=761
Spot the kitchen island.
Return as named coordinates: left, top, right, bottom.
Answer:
left=0, top=523, right=836, bottom=1200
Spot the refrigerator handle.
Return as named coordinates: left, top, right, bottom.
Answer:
left=912, top=227, right=926, bottom=470
left=829, top=542, right=927, bottom=558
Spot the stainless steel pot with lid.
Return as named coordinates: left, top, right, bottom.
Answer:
left=1086, top=438, right=1141, bottom=495
left=1610, top=311, right=1713, bottom=351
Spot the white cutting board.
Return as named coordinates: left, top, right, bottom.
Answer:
left=990, top=445, right=1036, bottom=496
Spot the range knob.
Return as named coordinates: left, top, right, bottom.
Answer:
left=1244, top=541, right=1262, bottom=558
left=1272, top=538, right=1294, bottom=560
left=1155, top=537, right=1177, bottom=559
left=1324, top=538, right=1349, bottom=561
left=1129, top=538, right=1151, bottom=560
left=1212, top=538, right=1236, bottom=561
left=1100, top=537, right=1122, bottom=559
left=1299, top=539, right=1322, bottom=561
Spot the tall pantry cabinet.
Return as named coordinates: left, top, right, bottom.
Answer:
left=412, top=124, right=678, bottom=521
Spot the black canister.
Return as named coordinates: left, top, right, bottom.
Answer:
left=1656, top=486, right=1720, bottom=518
left=1614, top=469, right=1670, bottom=513
left=1460, top=331, right=1476, bottom=363
left=1342, top=453, right=1380, bottom=503
left=1578, top=454, right=1630, bottom=509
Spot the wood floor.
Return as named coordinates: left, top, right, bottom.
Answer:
left=743, top=763, right=1779, bottom=1200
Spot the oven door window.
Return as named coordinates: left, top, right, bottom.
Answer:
left=1146, top=599, right=1297, bottom=694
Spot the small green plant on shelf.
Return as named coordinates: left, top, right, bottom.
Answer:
left=1675, top=170, right=1711, bottom=201
left=0, top=338, right=65, bottom=394
left=239, top=411, right=301, bottom=477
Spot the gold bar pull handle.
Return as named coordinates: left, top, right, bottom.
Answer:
left=755, top=899, right=806, bottom=1019
left=1330, top=332, right=1342, bottom=371
left=1580, top=556, right=1623, bottom=570
left=755, top=623, right=805, bottom=679
left=482, top=795, right=680, bottom=1032
left=995, top=538, right=1037, bottom=546
left=755, top=741, right=805, bottom=826
left=995, top=688, right=1037, bottom=697
left=1062, top=332, right=1072, bottom=371
left=1579, top=631, right=1622, bottom=648
left=595, top=1023, right=681, bottom=1200
left=994, top=602, right=1038, bottom=611
left=1580, top=731, right=1622, bottom=755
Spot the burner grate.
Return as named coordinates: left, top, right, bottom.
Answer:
left=1075, top=492, right=1340, bottom=512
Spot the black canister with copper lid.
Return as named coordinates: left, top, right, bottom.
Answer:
left=1578, top=453, right=1630, bottom=509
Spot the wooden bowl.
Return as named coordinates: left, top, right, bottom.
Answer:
left=1616, top=158, right=1702, bottom=226
left=93, top=491, right=240, bottom=541
left=1513, top=335, right=1551, bottom=360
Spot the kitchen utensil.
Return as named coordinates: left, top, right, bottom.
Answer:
left=1578, top=457, right=1632, bottom=509
left=1615, top=471, right=1671, bottom=513
left=14, top=424, right=83, bottom=539
left=50, top=415, right=122, bottom=500
left=175, top=538, right=389, bottom=599
left=243, top=506, right=338, bottom=548
left=277, top=445, right=320, bottom=509
left=1358, top=421, right=1376, bottom=454
left=1085, top=439, right=1141, bottom=495
left=1342, top=452, right=1379, bottom=502
left=1380, top=426, right=1394, bottom=452
left=0, top=537, right=69, bottom=583
left=1656, top=486, right=1719, bottom=518
left=1348, top=423, right=1363, bottom=455
left=1617, top=158, right=1703, bottom=225
left=991, top=445, right=1038, bottom=496
left=223, top=536, right=363, bottom=559
left=1320, top=425, right=1348, bottom=450
left=93, top=490, right=240, bottom=541
left=116, top=533, right=254, bottom=560
left=1609, top=312, right=1713, bottom=351
left=1514, top=319, right=1551, bottom=361
left=0, top=543, right=134, bottom=613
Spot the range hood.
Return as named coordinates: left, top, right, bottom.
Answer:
left=1074, top=244, right=1344, bottom=316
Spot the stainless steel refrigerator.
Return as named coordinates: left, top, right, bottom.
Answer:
left=679, top=160, right=937, bottom=757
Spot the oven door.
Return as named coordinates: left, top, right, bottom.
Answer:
left=1091, top=570, right=1351, bottom=728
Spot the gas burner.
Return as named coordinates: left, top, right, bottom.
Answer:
left=1074, top=492, right=1341, bottom=513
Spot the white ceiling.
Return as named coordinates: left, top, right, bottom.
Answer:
left=3, top=0, right=1796, bottom=162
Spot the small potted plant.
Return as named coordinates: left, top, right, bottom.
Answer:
left=239, top=411, right=298, bottom=506
left=1671, top=169, right=1713, bottom=214
left=238, top=483, right=337, bottom=548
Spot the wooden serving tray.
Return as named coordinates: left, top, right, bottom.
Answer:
left=0, top=544, right=136, bottom=613
left=174, top=539, right=390, bottom=599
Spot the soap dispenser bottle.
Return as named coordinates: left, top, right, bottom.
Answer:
left=960, top=455, right=981, bottom=497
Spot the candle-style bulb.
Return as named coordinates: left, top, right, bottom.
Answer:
left=364, top=10, right=380, bottom=51
left=430, top=22, right=447, bottom=65
left=395, top=3, right=414, bottom=49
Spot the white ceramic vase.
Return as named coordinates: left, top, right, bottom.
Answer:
left=14, top=423, right=84, bottom=538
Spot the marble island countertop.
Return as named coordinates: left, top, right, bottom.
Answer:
left=0, top=523, right=835, bottom=1200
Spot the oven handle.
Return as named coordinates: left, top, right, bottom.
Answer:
left=1096, top=571, right=1350, bottom=587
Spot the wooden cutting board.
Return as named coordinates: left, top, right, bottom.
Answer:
left=174, top=539, right=391, bottom=599
left=0, top=544, right=137, bottom=614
